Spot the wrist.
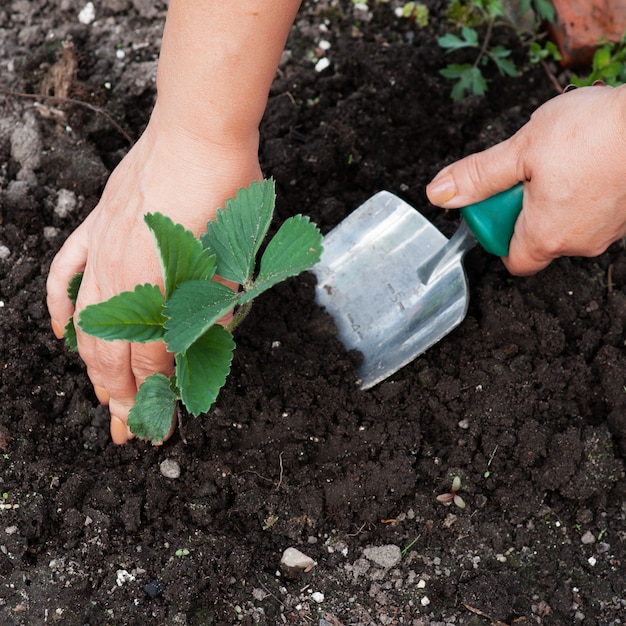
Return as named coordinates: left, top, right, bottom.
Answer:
left=129, top=107, right=263, bottom=234
left=149, top=96, right=261, bottom=159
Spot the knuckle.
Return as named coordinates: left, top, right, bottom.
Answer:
left=96, top=345, right=129, bottom=379
left=131, top=345, right=174, bottom=381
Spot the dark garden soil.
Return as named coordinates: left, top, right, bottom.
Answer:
left=0, top=1, right=625, bottom=624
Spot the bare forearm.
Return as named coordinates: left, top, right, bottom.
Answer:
left=155, top=0, right=302, bottom=145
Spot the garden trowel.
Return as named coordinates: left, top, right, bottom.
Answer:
left=313, top=184, right=523, bottom=389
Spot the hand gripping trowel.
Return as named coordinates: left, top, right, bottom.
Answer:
left=312, top=184, right=523, bottom=389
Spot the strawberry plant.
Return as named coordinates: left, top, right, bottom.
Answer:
left=65, top=179, right=323, bottom=444
left=438, top=0, right=559, bottom=101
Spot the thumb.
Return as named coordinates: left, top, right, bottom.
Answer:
left=426, top=134, right=524, bottom=209
left=46, top=227, right=89, bottom=338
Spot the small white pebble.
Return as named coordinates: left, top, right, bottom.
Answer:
left=78, top=2, right=95, bottom=24
left=54, top=189, right=78, bottom=218
left=318, top=39, right=331, bottom=51
left=315, top=57, right=331, bottom=73
left=280, top=547, right=316, bottom=573
left=417, top=579, right=426, bottom=589
left=311, top=591, right=324, bottom=603
left=116, top=48, right=126, bottom=60
left=5, top=526, right=18, bottom=535
left=160, top=459, right=181, bottom=479
left=587, top=556, right=597, bottom=567
left=0, top=245, right=10, bottom=260
left=115, top=569, right=135, bottom=586
left=420, top=596, right=430, bottom=606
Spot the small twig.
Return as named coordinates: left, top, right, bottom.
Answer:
left=243, top=451, right=284, bottom=490
left=474, top=16, right=495, bottom=70
left=255, top=575, right=285, bottom=608
left=346, top=522, right=367, bottom=537
left=243, top=469, right=275, bottom=483
left=607, top=264, right=614, bottom=294
left=0, top=86, right=134, bottom=145
left=275, top=451, right=284, bottom=491
left=540, top=58, right=564, bottom=94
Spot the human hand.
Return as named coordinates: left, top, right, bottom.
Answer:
left=47, top=110, right=262, bottom=444
left=426, top=84, right=626, bottom=275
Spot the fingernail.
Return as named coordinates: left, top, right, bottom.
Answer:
left=427, top=173, right=457, bottom=204
left=110, top=416, right=129, bottom=445
left=51, top=319, right=65, bottom=340
left=94, top=385, right=110, bottom=405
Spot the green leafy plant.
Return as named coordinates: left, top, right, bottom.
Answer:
left=66, top=179, right=323, bottom=444
left=438, top=0, right=559, bottom=101
left=569, top=33, right=626, bottom=87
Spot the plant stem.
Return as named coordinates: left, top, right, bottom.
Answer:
left=227, top=300, right=253, bottom=333
left=475, top=15, right=494, bottom=68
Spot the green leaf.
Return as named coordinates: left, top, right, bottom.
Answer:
left=532, top=0, right=555, bottom=22
left=239, top=215, right=323, bottom=304
left=438, top=30, right=478, bottom=51
left=127, top=373, right=179, bottom=444
left=64, top=273, right=83, bottom=351
left=176, top=325, right=235, bottom=416
left=470, top=67, right=488, bottom=95
left=201, top=179, right=275, bottom=284
left=164, top=280, right=238, bottom=354
left=64, top=318, right=78, bottom=352
left=593, top=46, right=612, bottom=71
left=67, top=272, right=83, bottom=305
left=145, top=212, right=216, bottom=298
left=78, top=283, right=166, bottom=342
left=485, top=0, right=503, bottom=17
left=490, top=47, right=517, bottom=77
left=460, top=26, right=479, bottom=46
left=440, top=64, right=485, bottom=101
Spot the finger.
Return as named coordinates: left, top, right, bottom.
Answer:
left=105, top=342, right=175, bottom=445
left=127, top=342, right=176, bottom=445
left=46, top=228, right=89, bottom=338
left=426, top=133, right=525, bottom=209
left=84, top=338, right=137, bottom=444
left=501, top=211, right=555, bottom=276
left=130, top=341, right=175, bottom=389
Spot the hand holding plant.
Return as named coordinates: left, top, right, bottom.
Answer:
left=66, top=179, right=322, bottom=444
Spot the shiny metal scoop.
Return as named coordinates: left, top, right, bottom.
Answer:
left=313, top=185, right=523, bottom=389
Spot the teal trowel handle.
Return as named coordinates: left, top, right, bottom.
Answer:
left=460, top=183, right=523, bottom=257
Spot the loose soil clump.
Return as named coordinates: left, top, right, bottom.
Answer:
left=0, top=1, right=624, bottom=624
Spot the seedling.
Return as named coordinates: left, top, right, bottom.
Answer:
left=0, top=492, right=18, bottom=510
left=436, top=475, right=466, bottom=509
left=396, top=2, right=429, bottom=26
left=401, top=534, right=421, bottom=557
left=438, top=0, right=559, bottom=101
left=483, top=444, right=498, bottom=478
left=65, top=179, right=323, bottom=444
left=175, top=548, right=190, bottom=557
